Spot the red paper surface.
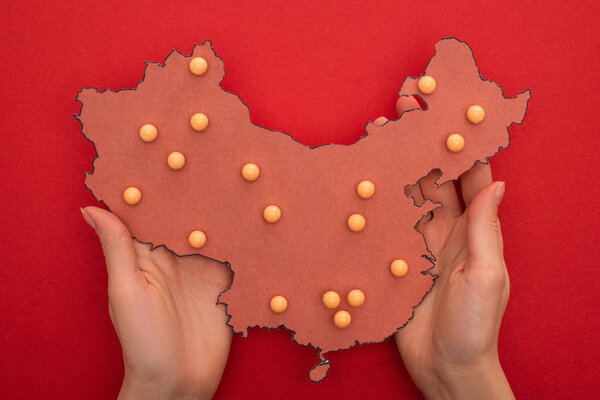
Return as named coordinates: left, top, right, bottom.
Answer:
left=1, top=1, right=599, bottom=398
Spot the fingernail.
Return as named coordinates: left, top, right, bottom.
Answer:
left=80, top=207, right=96, bottom=229
left=493, top=182, right=505, bottom=206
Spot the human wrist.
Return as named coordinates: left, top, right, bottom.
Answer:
left=118, top=373, right=211, bottom=400
left=424, top=357, right=514, bottom=400
left=118, top=374, right=173, bottom=400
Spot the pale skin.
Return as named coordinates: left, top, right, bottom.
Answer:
left=81, top=207, right=232, bottom=400
left=82, top=153, right=514, bottom=400
left=396, top=163, right=514, bottom=400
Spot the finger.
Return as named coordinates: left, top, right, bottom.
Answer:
left=81, top=206, right=138, bottom=281
left=373, top=116, right=388, bottom=126
left=466, top=182, right=505, bottom=276
left=460, top=161, right=492, bottom=206
left=404, top=182, right=425, bottom=206
left=396, top=95, right=420, bottom=116
left=133, top=240, right=178, bottom=281
left=415, top=210, right=433, bottom=233
left=419, top=169, right=462, bottom=217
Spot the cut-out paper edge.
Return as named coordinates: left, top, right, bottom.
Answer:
left=75, top=37, right=531, bottom=381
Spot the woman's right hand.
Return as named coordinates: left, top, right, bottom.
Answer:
left=394, top=162, right=514, bottom=400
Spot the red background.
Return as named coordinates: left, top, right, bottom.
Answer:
left=1, top=1, right=599, bottom=398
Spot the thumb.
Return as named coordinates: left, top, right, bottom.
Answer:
left=466, top=181, right=505, bottom=274
left=81, top=206, right=138, bottom=282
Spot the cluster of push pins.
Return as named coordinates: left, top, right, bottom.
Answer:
left=270, top=259, right=408, bottom=328
left=416, top=75, right=486, bottom=151
left=121, top=58, right=484, bottom=328
left=123, top=56, right=213, bottom=249
left=268, top=178, right=409, bottom=328
left=266, top=173, right=413, bottom=328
